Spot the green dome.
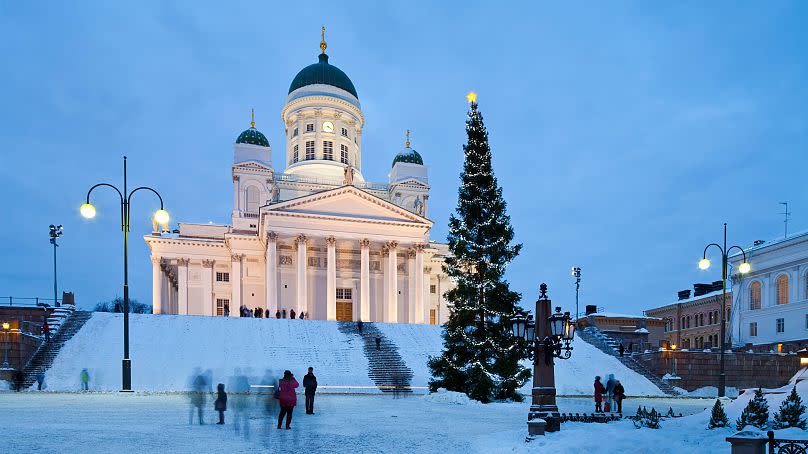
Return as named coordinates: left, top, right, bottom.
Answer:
left=236, top=127, right=269, bottom=147
left=288, top=53, right=358, bottom=99
left=392, top=148, right=423, bottom=167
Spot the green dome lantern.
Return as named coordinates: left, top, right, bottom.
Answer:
left=288, top=27, right=358, bottom=98
left=235, top=109, right=269, bottom=147
left=392, top=129, right=424, bottom=167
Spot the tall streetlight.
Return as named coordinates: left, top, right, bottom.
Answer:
left=571, top=267, right=581, bottom=319
left=510, top=284, right=576, bottom=435
left=80, top=156, right=169, bottom=391
left=698, top=223, right=750, bottom=397
left=49, top=225, right=63, bottom=307
left=1, top=322, right=10, bottom=369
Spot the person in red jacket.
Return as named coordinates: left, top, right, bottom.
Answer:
left=277, top=370, right=299, bottom=429
left=43, top=321, right=50, bottom=342
left=594, top=376, right=606, bottom=412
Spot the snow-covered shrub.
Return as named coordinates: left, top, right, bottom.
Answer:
left=772, top=386, right=807, bottom=430
left=736, top=388, right=769, bottom=430
left=707, top=399, right=729, bottom=429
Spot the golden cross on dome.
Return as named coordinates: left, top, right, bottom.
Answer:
left=405, top=129, right=411, bottom=148
left=250, top=108, right=255, bottom=128
left=320, top=26, right=327, bottom=54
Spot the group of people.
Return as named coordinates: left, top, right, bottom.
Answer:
left=594, top=374, right=626, bottom=414
left=237, top=305, right=309, bottom=320
left=205, top=367, right=318, bottom=431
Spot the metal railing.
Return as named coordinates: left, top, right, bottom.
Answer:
left=275, top=173, right=390, bottom=191
left=0, top=297, right=60, bottom=308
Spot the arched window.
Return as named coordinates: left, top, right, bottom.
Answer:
left=245, top=186, right=260, bottom=213
left=750, top=281, right=761, bottom=310
left=686, top=315, right=691, bottom=329
left=777, top=274, right=789, bottom=305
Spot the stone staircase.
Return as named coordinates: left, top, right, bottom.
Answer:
left=21, top=311, right=93, bottom=389
left=578, top=326, right=680, bottom=396
left=338, top=321, right=414, bottom=394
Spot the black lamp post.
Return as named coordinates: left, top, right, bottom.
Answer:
left=510, top=283, right=576, bottom=435
left=697, top=223, right=750, bottom=398
left=80, top=156, right=169, bottom=391
left=49, top=225, right=63, bottom=307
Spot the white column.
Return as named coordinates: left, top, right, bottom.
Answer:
left=231, top=254, right=243, bottom=317
left=151, top=256, right=162, bottom=314
left=266, top=232, right=278, bottom=313
left=407, top=249, right=416, bottom=323
left=177, top=258, right=189, bottom=315
left=326, top=236, right=337, bottom=321
left=296, top=234, right=308, bottom=316
left=415, top=244, right=426, bottom=324
left=423, top=267, right=432, bottom=324
left=387, top=241, right=398, bottom=323
left=360, top=239, right=371, bottom=322
left=202, top=259, right=215, bottom=316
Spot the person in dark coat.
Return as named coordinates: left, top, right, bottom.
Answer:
left=276, top=310, right=281, bottom=319
left=36, top=372, right=45, bottom=390
left=613, top=380, right=626, bottom=414
left=605, top=374, right=616, bottom=412
left=593, top=376, right=605, bottom=412
left=214, top=383, right=227, bottom=424
left=43, top=322, right=50, bottom=342
left=303, top=367, right=317, bottom=414
left=357, top=320, right=364, bottom=333
left=375, top=335, right=381, bottom=350
left=14, top=370, right=24, bottom=392
left=282, top=309, right=287, bottom=319
left=618, top=343, right=624, bottom=357
left=290, top=309, right=296, bottom=320
left=277, top=370, right=299, bottom=429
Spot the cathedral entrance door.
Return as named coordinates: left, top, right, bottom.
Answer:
left=336, top=288, right=353, bottom=321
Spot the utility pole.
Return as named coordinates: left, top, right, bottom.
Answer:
left=49, top=225, right=63, bottom=307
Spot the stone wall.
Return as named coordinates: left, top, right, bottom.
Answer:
left=0, top=306, right=51, bottom=371
left=634, top=350, right=800, bottom=391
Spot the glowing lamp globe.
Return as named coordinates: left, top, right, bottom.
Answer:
left=2, top=322, right=9, bottom=330
left=698, top=258, right=711, bottom=270
left=738, top=262, right=751, bottom=274
left=80, top=203, right=96, bottom=219
left=153, top=209, right=170, bottom=225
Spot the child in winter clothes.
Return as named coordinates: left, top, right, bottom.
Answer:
left=214, top=383, right=227, bottom=424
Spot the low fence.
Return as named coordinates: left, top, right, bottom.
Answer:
left=0, top=297, right=61, bottom=308
left=727, top=430, right=808, bottom=454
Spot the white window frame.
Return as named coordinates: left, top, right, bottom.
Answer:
left=216, top=272, right=230, bottom=282
left=305, top=141, right=315, bottom=160
left=776, top=318, right=785, bottom=334
left=340, top=144, right=349, bottom=164
left=323, top=141, right=334, bottom=160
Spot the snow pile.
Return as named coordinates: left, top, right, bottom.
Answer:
left=423, top=387, right=481, bottom=405
left=684, top=386, right=739, bottom=398
left=40, top=312, right=668, bottom=395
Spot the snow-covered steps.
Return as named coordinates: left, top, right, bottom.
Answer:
left=338, top=322, right=414, bottom=393
left=21, top=310, right=93, bottom=389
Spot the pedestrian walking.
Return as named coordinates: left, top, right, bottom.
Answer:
left=282, top=309, right=287, bottom=319
left=303, top=367, right=318, bottom=415
left=357, top=320, right=364, bottom=333
left=375, top=335, right=381, bottom=350
left=80, top=368, right=90, bottom=391
left=214, top=383, right=227, bottom=424
left=593, top=376, right=605, bottom=412
left=276, top=310, right=281, bottom=319
left=605, top=374, right=616, bottom=412
left=189, top=373, right=207, bottom=425
left=43, top=322, right=50, bottom=342
left=277, top=370, right=299, bottom=429
left=613, top=380, right=626, bottom=414
left=299, top=312, right=305, bottom=320
left=224, top=304, right=230, bottom=317
left=618, top=343, right=624, bottom=357
left=36, top=372, right=45, bottom=390
left=290, top=309, right=296, bottom=320
left=14, top=370, right=24, bottom=392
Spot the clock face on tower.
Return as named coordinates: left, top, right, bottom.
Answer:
left=322, top=121, right=334, bottom=133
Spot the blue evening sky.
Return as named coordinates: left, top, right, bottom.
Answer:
left=1, top=2, right=806, bottom=315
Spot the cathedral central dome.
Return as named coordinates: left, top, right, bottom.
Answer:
left=288, top=53, right=358, bottom=99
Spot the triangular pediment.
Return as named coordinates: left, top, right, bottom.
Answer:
left=393, top=178, right=429, bottom=188
left=234, top=161, right=273, bottom=172
left=263, top=186, right=431, bottom=225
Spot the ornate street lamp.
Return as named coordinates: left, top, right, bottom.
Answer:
left=80, top=156, right=169, bottom=392
left=698, top=223, right=750, bottom=398
left=510, top=283, right=575, bottom=435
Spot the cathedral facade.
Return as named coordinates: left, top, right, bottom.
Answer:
left=144, top=33, right=452, bottom=324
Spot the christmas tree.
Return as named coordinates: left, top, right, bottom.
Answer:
left=773, top=387, right=807, bottom=429
left=708, top=399, right=729, bottom=429
left=736, top=388, right=769, bottom=430
left=428, top=93, right=529, bottom=403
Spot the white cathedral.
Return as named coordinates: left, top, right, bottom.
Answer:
left=145, top=32, right=453, bottom=324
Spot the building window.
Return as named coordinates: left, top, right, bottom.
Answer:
left=776, top=318, right=785, bottom=333
left=686, top=315, right=691, bottom=329
left=293, top=127, right=299, bottom=137
left=430, top=308, right=436, bottom=325
left=216, top=272, right=230, bottom=282
left=750, top=322, right=757, bottom=337
left=245, top=186, right=260, bottom=213
left=336, top=288, right=352, bottom=300
left=776, top=275, right=789, bottom=305
left=216, top=298, right=229, bottom=316
left=305, top=141, right=315, bottom=160
left=340, top=144, right=349, bottom=164
left=323, top=141, right=334, bottom=160
left=341, top=127, right=348, bottom=137
left=293, top=144, right=299, bottom=163
left=750, top=281, right=761, bottom=310
left=306, top=123, right=314, bottom=133
left=430, top=284, right=436, bottom=294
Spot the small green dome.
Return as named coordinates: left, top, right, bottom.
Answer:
left=236, top=127, right=269, bottom=147
left=289, top=53, right=358, bottom=99
left=392, top=148, right=423, bottom=167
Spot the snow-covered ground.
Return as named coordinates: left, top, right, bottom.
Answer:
left=41, top=312, right=665, bottom=395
